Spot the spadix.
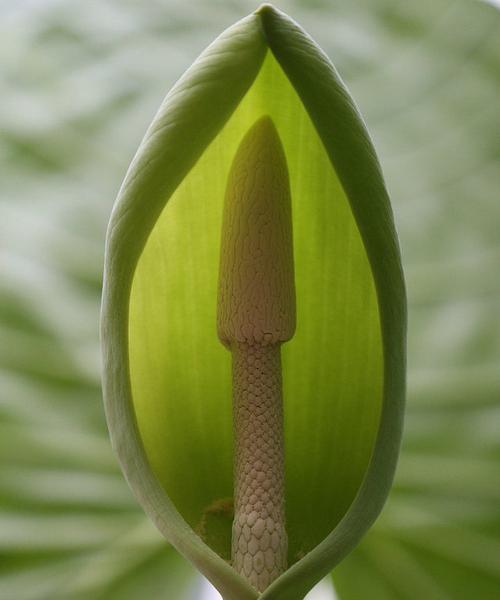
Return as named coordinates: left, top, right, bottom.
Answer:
left=217, top=115, right=295, bottom=591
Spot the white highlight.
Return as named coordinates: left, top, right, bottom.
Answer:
left=198, top=576, right=339, bottom=600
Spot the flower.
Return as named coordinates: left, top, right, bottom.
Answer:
left=101, top=5, right=406, bottom=599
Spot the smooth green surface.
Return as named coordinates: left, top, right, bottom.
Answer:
left=1, top=0, right=499, bottom=599
left=129, top=50, right=383, bottom=563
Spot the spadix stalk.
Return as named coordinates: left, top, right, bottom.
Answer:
left=217, top=116, right=296, bottom=591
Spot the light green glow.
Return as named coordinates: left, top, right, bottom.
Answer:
left=128, top=52, right=383, bottom=563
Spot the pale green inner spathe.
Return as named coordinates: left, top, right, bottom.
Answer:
left=128, top=52, right=383, bottom=563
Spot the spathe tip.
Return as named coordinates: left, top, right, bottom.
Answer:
left=255, top=3, right=278, bottom=16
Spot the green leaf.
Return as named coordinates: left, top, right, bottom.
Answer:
left=101, top=5, right=405, bottom=599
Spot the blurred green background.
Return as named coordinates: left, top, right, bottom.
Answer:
left=1, top=0, right=499, bottom=599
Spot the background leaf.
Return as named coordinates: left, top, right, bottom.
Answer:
left=1, top=0, right=499, bottom=599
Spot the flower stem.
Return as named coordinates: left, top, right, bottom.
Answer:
left=231, top=341, right=286, bottom=591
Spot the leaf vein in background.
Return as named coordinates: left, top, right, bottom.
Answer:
left=0, top=0, right=499, bottom=598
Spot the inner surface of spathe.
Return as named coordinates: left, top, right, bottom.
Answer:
left=128, top=51, right=383, bottom=564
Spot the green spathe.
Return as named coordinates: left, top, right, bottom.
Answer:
left=100, top=5, right=406, bottom=600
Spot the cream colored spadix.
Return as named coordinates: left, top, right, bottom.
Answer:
left=217, top=115, right=295, bottom=346
left=217, top=116, right=295, bottom=591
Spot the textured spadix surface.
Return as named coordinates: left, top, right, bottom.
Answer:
left=217, top=116, right=293, bottom=591
left=101, top=5, right=406, bottom=600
